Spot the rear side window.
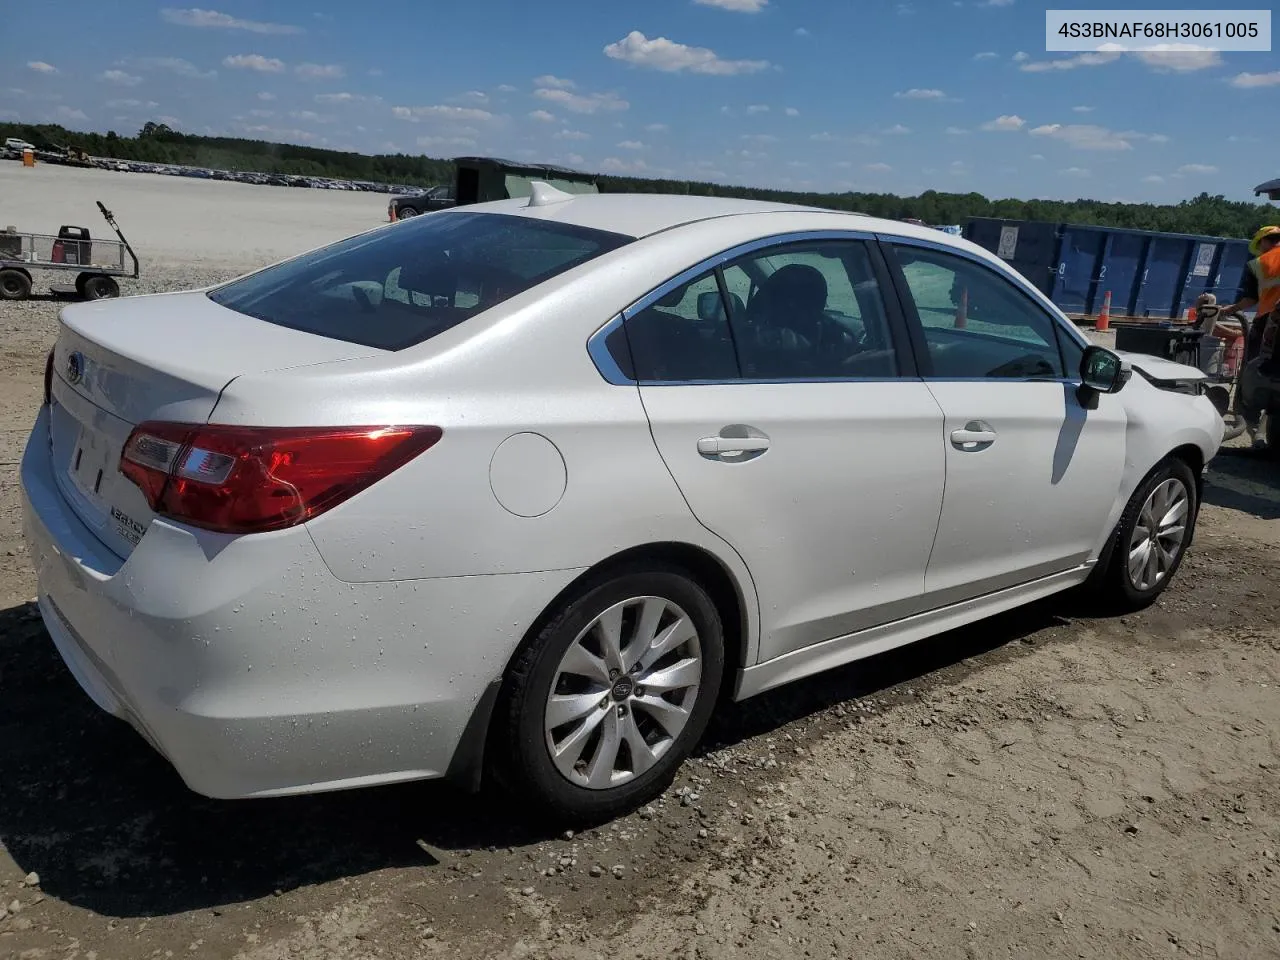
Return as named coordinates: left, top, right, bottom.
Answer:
left=208, top=212, right=632, bottom=351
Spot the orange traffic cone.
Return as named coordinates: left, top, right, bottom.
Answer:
left=954, top=287, right=967, bottom=329
left=1096, top=290, right=1112, bottom=332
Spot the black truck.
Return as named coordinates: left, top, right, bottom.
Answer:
left=387, top=156, right=598, bottom=221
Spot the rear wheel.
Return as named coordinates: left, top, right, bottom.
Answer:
left=0, top=268, right=32, bottom=300
left=81, top=274, right=120, bottom=300
left=493, top=565, right=724, bottom=824
left=1090, top=457, right=1198, bottom=611
left=396, top=205, right=419, bottom=219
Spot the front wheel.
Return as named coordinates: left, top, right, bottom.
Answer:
left=81, top=275, right=120, bottom=300
left=493, top=565, right=725, bottom=824
left=1090, top=457, right=1199, bottom=611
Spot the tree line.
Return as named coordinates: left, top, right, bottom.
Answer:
left=3, top=120, right=1274, bottom=239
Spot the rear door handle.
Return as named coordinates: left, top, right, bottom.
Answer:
left=950, top=421, right=997, bottom=450
left=697, top=436, right=771, bottom=456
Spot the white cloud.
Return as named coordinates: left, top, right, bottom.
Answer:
left=160, top=8, right=302, bottom=34
left=603, top=31, right=770, bottom=75
left=28, top=61, right=57, bottom=73
left=56, top=105, right=88, bottom=122
left=1143, top=174, right=1165, bottom=183
left=983, top=0, right=1015, bottom=5
left=534, top=86, right=629, bottom=114
left=257, top=91, right=276, bottom=101
left=693, top=0, right=767, bottom=10
left=617, top=139, right=646, bottom=149
left=296, top=62, right=344, bottom=80
left=784, top=106, right=799, bottom=117
left=1177, top=163, right=1218, bottom=175
left=794, top=27, right=809, bottom=36
left=1072, top=105, right=1094, bottom=113
left=100, top=70, right=142, bottom=86
left=127, top=56, right=216, bottom=79
left=534, top=75, right=576, bottom=90
left=1028, top=123, right=1165, bottom=151
left=1021, top=51, right=1119, bottom=72
left=554, top=129, right=591, bottom=141
left=1012, top=51, right=1030, bottom=62
left=392, top=105, right=494, bottom=122
left=496, top=84, right=518, bottom=93
left=106, top=98, right=159, bottom=109
left=1029, top=153, right=1045, bottom=160
left=740, top=133, right=778, bottom=143
left=973, top=51, right=998, bottom=60
left=223, top=54, right=284, bottom=72
left=645, top=122, right=669, bottom=132
left=884, top=124, right=911, bottom=135
left=894, top=88, right=946, bottom=99
left=416, top=135, right=477, bottom=149
left=945, top=126, right=969, bottom=135
left=315, top=92, right=377, bottom=104
left=1061, top=167, right=1091, bottom=177
left=865, top=162, right=893, bottom=172
left=1230, top=70, right=1280, bottom=88
left=529, top=109, right=556, bottom=122
left=290, top=110, right=333, bottom=124
left=981, top=114, right=1025, bottom=131
left=601, top=156, right=649, bottom=173
left=746, top=104, right=769, bottom=114
left=457, top=90, right=488, bottom=103
left=1135, top=46, right=1221, bottom=72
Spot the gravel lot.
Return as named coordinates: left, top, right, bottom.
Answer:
left=1, top=165, right=1278, bottom=960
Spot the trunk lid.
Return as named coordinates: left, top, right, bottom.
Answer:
left=47, top=290, right=384, bottom=558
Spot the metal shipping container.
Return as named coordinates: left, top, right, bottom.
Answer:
left=963, top=218, right=1252, bottom=321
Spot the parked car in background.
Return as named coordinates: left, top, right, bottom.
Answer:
left=388, top=184, right=455, bottom=220
left=22, top=189, right=1221, bottom=824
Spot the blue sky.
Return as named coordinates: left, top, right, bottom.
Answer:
left=4, top=1, right=1278, bottom=203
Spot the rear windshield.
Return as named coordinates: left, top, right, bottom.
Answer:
left=208, top=211, right=632, bottom=350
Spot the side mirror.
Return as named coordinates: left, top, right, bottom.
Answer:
left=1078, top=345, right=1130, bottom=404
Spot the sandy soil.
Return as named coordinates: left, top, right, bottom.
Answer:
left=1, top=165, right=1278, bottom=960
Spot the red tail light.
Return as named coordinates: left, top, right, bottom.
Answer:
left=44, top=349, right=55, bottom=405
left=119, top=423, right=442, bottom=534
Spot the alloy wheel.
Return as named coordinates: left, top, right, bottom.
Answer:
left=1127, top=477, right=1190, bottom=591
left=544, top=596, right=703, bottom=790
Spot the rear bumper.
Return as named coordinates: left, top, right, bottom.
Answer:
left=20, top=405, right=581, bottom=798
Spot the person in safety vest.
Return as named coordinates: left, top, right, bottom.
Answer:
left=1221, top=226, right=1280, bottom=447
left=1222, top=225, right=1280, bottom=370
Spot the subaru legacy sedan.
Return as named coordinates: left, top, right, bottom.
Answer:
left=22, top=188, right=1223, bottom=822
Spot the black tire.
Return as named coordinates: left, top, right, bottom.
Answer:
left=1088, top=456, right=1199, bottom=612
left=396, top=205, right=419, bottom=219
left=81, top=275, right=120, bottom=300
left=74, top=272, right=93, bottom=298
left=0, top=268, right=32, bottom=300
left=492, top=564, right=725, bottom=825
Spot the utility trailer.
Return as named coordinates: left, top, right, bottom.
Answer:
left=0, top=200, right=139, bottom=301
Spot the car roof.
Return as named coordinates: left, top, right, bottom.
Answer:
left=463, top=192, right=893, bottom=240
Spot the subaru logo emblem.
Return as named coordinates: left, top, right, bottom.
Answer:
left=66, top=352, right=85, bottom=385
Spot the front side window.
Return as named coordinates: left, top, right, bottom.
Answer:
left=724, top=240, right=900, bottom=379
left=890, top=244, right=1067, bottom=379
left=209, top=212, right=631, bottom=351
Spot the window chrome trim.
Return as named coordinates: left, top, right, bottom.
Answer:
left=876, top=231, right=1093, bottom=353
left=586, top=228, right=885, bottom=387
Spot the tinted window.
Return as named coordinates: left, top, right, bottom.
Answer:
left=209, top=212, right=631, bottom=351
left=891, top=245, right=1066, bottom=379
left=726, top=241, right=899, bottom=379
left=607, top=270, right=740, bottom=382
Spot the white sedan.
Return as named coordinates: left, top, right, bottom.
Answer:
left=21, top=187, right=1223, bottom=822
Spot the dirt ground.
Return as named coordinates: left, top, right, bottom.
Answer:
left=2, top=168, right=1279, bottom=960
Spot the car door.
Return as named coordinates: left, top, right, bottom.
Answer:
left=604, top=235, right=947, bottom=664
left=883, top=238, right=1128, bottom=602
